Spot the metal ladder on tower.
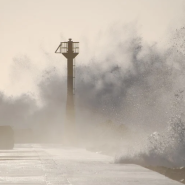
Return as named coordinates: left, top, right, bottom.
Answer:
left=73, top=58, right=75, bottom=95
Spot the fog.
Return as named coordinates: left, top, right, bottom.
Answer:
left=0, top=22, right=185, bottom=167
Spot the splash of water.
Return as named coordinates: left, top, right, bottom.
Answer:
left=0, top=24, right=185, bottom=168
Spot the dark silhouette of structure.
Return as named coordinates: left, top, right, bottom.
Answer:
left=0, top=126, right=14, bottom=149
left=55, top=38, right=79, bottom=144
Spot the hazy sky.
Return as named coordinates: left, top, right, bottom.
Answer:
left=0, top=0, right=185, bottom=95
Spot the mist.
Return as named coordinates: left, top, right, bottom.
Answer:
left=0, top=23, right=185, bottom=167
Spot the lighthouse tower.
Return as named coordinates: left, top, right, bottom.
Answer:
left=55, top=38, right=79, bottom=144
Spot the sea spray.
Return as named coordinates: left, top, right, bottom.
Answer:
left=115, top=115, right=185, bottom=168
left=0, top=24, right=185, bottom=168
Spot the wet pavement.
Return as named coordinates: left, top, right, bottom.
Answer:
left=0, top=144, right=182, bottom=185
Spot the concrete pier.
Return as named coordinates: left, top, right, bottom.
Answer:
left=0, top=144, right=181, bottom=185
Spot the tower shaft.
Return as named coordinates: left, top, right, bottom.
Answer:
left=66, top=57, right=75, bottom=141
